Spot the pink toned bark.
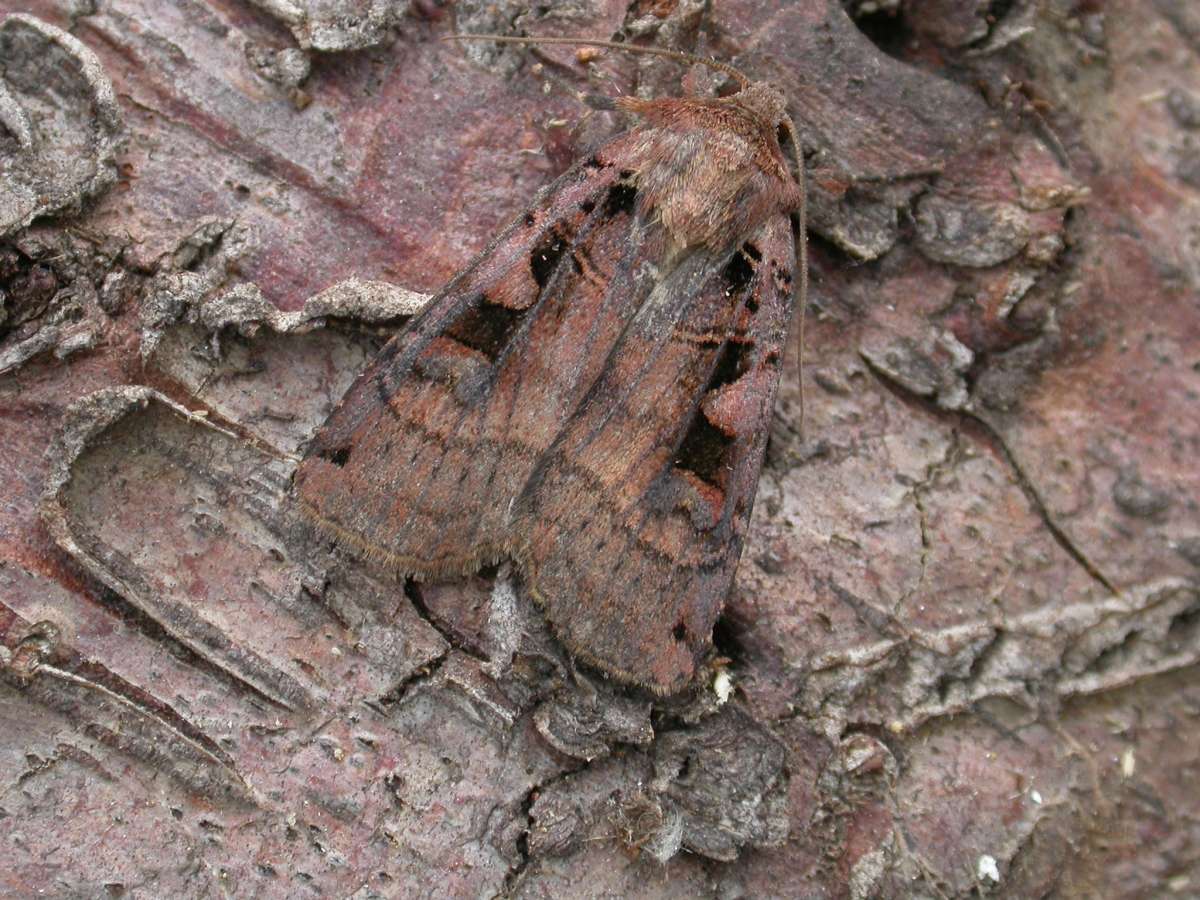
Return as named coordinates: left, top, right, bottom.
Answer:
left=1, top=2, right=1197, bottom=897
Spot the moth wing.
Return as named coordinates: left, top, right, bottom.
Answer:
left=517, top=214, right=797, bottom=694
left=295, top=136, right=654, bottom=577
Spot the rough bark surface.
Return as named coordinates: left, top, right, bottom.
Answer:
left=1, top=1, right=1198, bottom=898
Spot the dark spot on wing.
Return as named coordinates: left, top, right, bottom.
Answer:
left=446, top=294, right=525, bottom=362
left=772, top=259, right=793, bottom=288
left=673, top=338, right=752, bottom=485
left=530, top=231, right=569, bottom=288
left=579, top=198, right=596, bottom=213
left=707, top=338, right=749, bottom=392
left=319, top=446, right=351, bottom=468
left=676, top=413, right=733, bottom=486
left=722, top=248, right=755, bottom=294
left=604, top=182, right=637, bottom=216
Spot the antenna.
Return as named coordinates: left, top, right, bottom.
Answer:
left=781, top=117, right=809, bottom=437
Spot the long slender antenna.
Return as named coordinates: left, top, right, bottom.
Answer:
left=782, top=118, right=809, bottom=438
left=443, top=34, right=753, bottom=90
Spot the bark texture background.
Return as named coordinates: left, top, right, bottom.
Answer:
left=1, top=1, right=1199, bottom=897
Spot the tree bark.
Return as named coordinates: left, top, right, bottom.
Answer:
left=1, top=1, right=1198, bottom=897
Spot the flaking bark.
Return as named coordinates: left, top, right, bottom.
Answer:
left=1, top=2, right=1198, bottom=897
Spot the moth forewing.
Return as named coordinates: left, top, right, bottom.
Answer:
left=295, top=38, right=806, bottom=695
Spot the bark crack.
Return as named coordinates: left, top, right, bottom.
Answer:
left=859, top=357, right=1119, bottom=597
left=893, top=431, right=962, bottom=618
left=970, top=412, right=1120, bottom=596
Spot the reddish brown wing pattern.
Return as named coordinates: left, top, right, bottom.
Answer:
left=295, top=81, right=803, bottom=694
left=296, top=150, right=632, bottom=575
left=517, top=215, right=795, bottom=692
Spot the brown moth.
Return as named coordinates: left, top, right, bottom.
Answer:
left=294, top=37, right=808, bottom=695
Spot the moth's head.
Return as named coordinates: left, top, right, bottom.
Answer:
left=729, top=80, right=805, bottom=195
left=443, top=33, right=805, bottom=191
left=731, top=81, right=789, bottom=130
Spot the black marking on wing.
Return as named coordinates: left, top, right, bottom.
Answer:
left=675, top=416, right=732, bottom=486
left=604, top=183, right=637, bottom=217
left=531, top=231, right=570, bottom=288
left=446, top=296, right=526, bottom=362
left=319, top=446, right=351, bottom=468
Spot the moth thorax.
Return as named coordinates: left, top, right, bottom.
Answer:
left=640, top=130, right=773, bottom=256
left=734, top=82, right=788, bottom=130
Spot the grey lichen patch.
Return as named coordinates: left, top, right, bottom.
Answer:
left=651, top=708, right=790, bottom=861
left=0, top=290, right=103, bottom=375
left=0, top=14, right=123, bottom=236
left=248, top=0, right=410, bottom=52
left=808, top=179, right=920, bottom=261
left=1111, top=468, right=1173, bottom=520
left=797, top=577, right=1200, bottom=738
left=452, top=0, right=532, bottom=76
left=143, top=261, right=427, bottom=363
left=244, top=43, right=311, bottom=91
left=525, top=706, right=789, bottom=865
left=860, top=328, right=975, bottom=411
left=914, top=195, right=1033, bottom=268
left=533, top=687, right=653, bottom=761
left=138, top=218, right=256, bottom=360
left=146, top=273, right=427, bottom=452
left=0, top=229, right=144, bottom=375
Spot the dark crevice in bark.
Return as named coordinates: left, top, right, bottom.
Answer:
left=860, top=358, right=1120, bottom=596
left=972, top=413, right=1121, bottom=596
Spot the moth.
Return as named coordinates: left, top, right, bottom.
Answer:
left=294, top=37, right=808, bottom=695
